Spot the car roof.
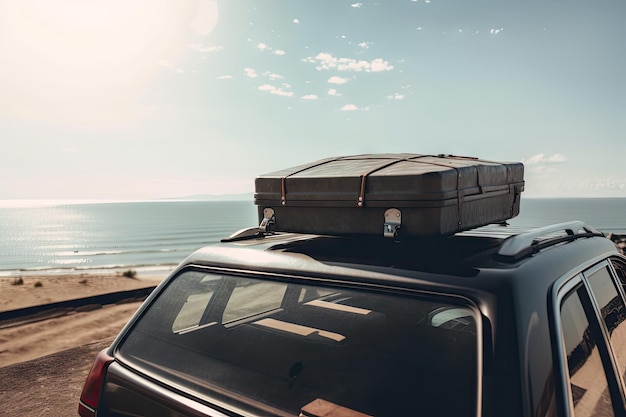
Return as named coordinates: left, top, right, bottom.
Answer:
left=180, top=221, right=619, bottom=293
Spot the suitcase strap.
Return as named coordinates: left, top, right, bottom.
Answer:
left=357, top=156, right=430, bottom=207
left=281, top=155, right=503, bottom=226
left=358, top=155, right=480, bottom=208
left=280, top=156, right=348, bottom=205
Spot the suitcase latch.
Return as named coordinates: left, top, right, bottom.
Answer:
left=259, top=208, right=275, bottom=233
left=384, top=208, right=402, bottom=239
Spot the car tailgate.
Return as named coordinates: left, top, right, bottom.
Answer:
left=100, top=361, right=230, bottom=417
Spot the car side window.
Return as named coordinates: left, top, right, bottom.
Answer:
left=586, top=264, right=626, bottom=396
left=560, top=285, right=615, bottom=416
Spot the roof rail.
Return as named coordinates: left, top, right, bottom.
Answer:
left=497, top=221, right=604, bottom=262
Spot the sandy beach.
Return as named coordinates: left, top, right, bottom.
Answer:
left=0, top=272, right=166, bottom=368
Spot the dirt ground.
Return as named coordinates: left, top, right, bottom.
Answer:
left=0, top=338, right=112, bottom=417
left=0, top=301, right=144, bottom=368
left=0, top=272, right=166, bottom=416
left=0, top=273, right=163, bottom=367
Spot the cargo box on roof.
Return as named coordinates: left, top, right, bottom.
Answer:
left=254, top=154, right=524, bottom=238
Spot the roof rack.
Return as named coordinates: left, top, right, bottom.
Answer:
left=221, top=227, right=263, bottom=242
left=497, top=221, right=604, bottom=262
left=222, top=208, right=277, bottom=242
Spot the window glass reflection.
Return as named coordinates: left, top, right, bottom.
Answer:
left=587, top=267, right=626, bottom=394
left=561, top=288, right=614, bottom=416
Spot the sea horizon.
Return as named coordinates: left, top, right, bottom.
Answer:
left=0, top=193, right=255, bottom=208
left=1, top=197, right=625, bottom=278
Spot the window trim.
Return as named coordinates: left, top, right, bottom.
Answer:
left=552, top=274, right=584, bottom=417
left=552, top=262, right=626, bottom=417
left=582, top=261, right=626, bottom=412
left=608, top=257, right=626, bottom=304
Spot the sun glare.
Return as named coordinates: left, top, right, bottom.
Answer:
left=0, top=0, right=217, bottom=125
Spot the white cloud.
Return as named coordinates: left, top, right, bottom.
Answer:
left=328, top=76, right=349, bottom=84
left=159, top=60, right=184, bottom=73
left=273, top=89, right=294, bottom=97
left=244, top=68, right=258, bottom=78
left=358, top=42, right=370, bottom=49
left=416, top=27, right=423, bottom=31
left=490, top=28, right=504, bottom=35
left=293, top=18, right=300, bottom=24
left=301, top=94, right=318, bottom=100
left=370, top=58, right=392, bottom=72
left=523, top=153, right=568, bottom=165
left=257, top=84, right=293, bottom=97
left=340, top=104, right=359, bottom=111
left=253, top=42, right=286, bottom=55
left=304, top=53, right=394, bottom=72
left=351, top=3, right=363, bottom=8
left=386, top=93, right=404, bottom=100
left=188, top=44, right=224, bottom=53
left=522, top=153, right=568, bottom=176
left=217, top=75, right=233, bottom=80
left=328, top=88, right=341, bottom=96
left=583, top=179, right=626, bottom=191
left=262, top=71, right=284, bottom=80
left=547, top=154, right=567, bottom=163
left=523, top=174, right=626, bottom=198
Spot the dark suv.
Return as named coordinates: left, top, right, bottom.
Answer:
left=79, top=221, right=626, bottom=417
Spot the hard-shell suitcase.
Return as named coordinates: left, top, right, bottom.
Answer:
left=254, top=154, right=525, bottom=238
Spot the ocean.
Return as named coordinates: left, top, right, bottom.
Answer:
left=0, top=201, right=258, bottom=277
left=1, top=198, right=625, bottom=277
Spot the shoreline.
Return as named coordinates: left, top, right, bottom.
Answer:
left=0, top=269, right=168, bottom=313
left=0, top=264, right=177, bottom=279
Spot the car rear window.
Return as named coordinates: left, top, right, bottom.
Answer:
left=117, top=269, right=479, bottom=417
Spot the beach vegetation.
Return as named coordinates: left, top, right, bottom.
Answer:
left=34, top=281, right=43, bottom=288
left=122, top=269, right=137, bottom=279
left=11, top=277, right=24, bottom=286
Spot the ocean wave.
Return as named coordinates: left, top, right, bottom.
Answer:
left=0, top=201, right=257, bottom=274
left=47, top=247, right=192, bottom=258
left=0, top=263, right=179, bottom=276
left=52, top=250, right=125, bottom=257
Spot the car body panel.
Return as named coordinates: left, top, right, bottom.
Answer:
left=81, top=225, right=626, bottom=417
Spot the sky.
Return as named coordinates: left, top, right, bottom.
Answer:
left=0, top=0, right=625, bottom=200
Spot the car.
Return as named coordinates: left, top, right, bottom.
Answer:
left=78, top=219, right=626, bottom=417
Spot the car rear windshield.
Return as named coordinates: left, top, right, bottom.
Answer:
left=117, top=269, right=479, bottom=417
